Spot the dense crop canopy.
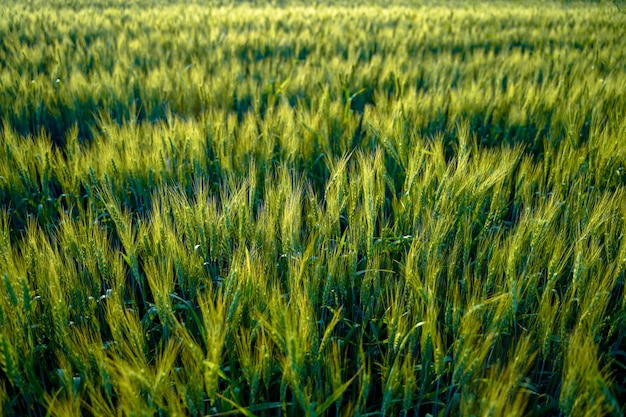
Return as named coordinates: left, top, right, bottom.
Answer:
left=0, top=1, right=625, bottom=416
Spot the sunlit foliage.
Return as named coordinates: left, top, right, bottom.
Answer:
left=1, top=1, right=625, bottom=416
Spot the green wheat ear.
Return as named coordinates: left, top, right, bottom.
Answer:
left=0, top=334, right=23, bottom=391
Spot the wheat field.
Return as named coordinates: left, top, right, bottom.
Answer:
left=1, top=1, right=625, bottom=416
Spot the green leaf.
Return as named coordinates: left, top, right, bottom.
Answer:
left=314, top=366, right=363, bottom=416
